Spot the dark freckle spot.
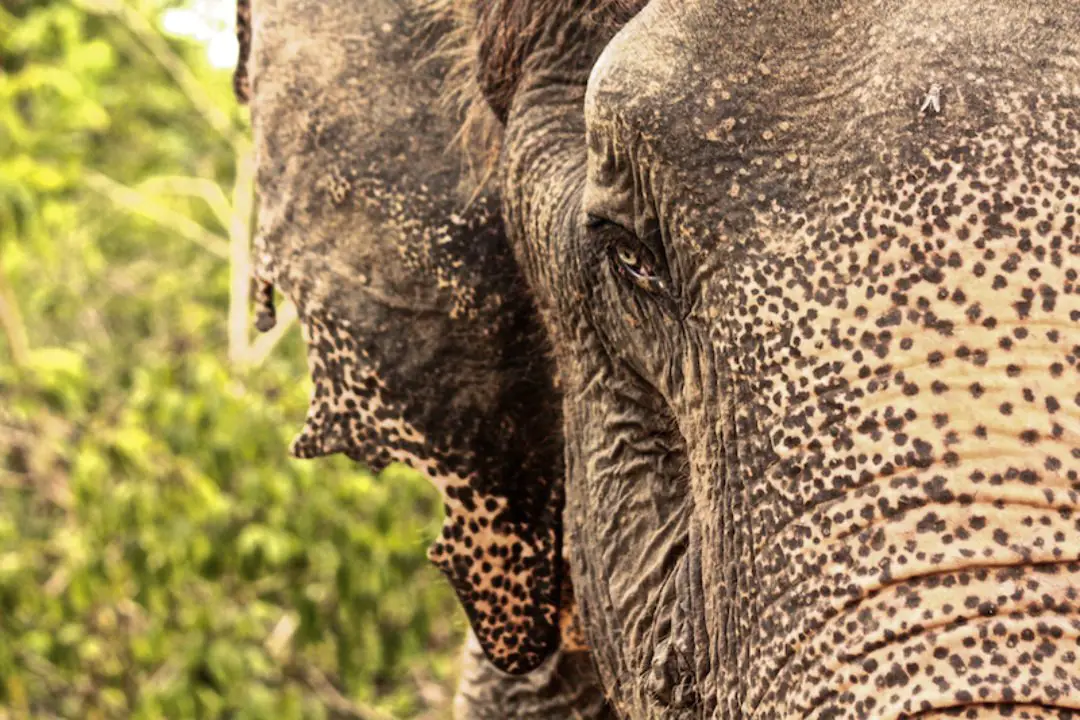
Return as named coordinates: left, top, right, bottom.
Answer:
left=917, top=512, right=946, bottom=533
left=928, top=351, right=944, bottom=366
left=1006, top=364, right=1021, bottom=377
left=931, top=380, right=948, bottom=394
left=1020, top=429, right=1040, bottom=445
left=902, top=383, right=919, bottom=396
left=878, top=308, right=902, bottom=327
left=975, top=425, right=987, bottom=439
left=1046, top=396, right=1061, bottom=413
left=1040, top=285, right=1058, bottom=312
left=969, top=383, right=985, bottom=399
left=912, top=438, right=934, bottom=462
left=883, top=663, right=910, bottom=688
left=993, top=529, right=1009, bottom=546
left=999, top=403, right=1013, bottom=416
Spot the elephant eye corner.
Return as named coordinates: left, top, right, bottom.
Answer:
left=585, top=214, right=669, bottom=295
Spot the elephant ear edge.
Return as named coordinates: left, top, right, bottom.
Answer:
left=244, top=0, right=564, bottom=674
left=233, top=0, right=251, bottom=104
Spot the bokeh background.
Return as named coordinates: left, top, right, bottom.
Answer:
left=0, top=1, right=465, bottom=717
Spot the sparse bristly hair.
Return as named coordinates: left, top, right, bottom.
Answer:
left=234, top=0, right=644, bottom=127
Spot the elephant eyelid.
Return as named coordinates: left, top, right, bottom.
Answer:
left=585, top=214, right=670, bottom=295
left=584, top=213, right=624, bottom=233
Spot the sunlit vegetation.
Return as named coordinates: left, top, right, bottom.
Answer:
left=0, top=2, right=463, bottom=717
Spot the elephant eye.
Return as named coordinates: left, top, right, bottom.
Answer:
left=586, top=215, right=669, bottom=294
left=612, top=242, right=664, bottom=290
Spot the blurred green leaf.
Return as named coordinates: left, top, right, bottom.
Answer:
left=0, top=2, right=462, bottom=718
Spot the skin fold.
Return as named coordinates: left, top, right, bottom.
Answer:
left=243, top=0, right=1079, bottom=717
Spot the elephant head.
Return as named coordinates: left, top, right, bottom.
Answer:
left=243, top=2, right=613, bottom=715
left=244, top=0, right=1080, bottom=716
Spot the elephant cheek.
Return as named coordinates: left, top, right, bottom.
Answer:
left=561, top=383, right=716, bottom=716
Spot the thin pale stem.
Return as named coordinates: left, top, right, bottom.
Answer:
left=86, top=171, right=230, bottom=259
left=244, top=301, right=298, bottom=368
left=80, top=0, right=238, bottom=143
left=0, top=268, right=29, bottom=369
left=227, top=142, right=255, bottom=365
left=137, top=175, right=233, bottom=229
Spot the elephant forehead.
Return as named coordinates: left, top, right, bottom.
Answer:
left=585, top=0, right=1078, bottom=181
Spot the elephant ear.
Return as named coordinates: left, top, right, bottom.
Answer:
left=245, top=0, right=563, bottom=674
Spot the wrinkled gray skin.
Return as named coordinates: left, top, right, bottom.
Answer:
left=248, top=0, right=1080, bottom=717
left=248, top=0, right=612, bottom=716
left=456, top=632, right=614, bottom=719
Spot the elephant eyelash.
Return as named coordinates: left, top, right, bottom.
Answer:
left=586, top=215, right=670, bottom=295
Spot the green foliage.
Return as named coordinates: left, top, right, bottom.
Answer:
left=0, top=1, right=463, bottom=718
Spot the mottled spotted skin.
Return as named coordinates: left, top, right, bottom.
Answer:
left=492, top=0, right=1079, bottom=717
left=287, top=308, right=561, bottom=674
left=243, top=0, right=606, bottom=701
left=246, top=0, right=1080, bottom=717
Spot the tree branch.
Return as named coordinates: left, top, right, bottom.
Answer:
left=86, top=171, right=230, bottom=260
left=77, top=0, right=238, bottom=143
left=137, top=175, right=233, bottom=229
left=243, top=301, right=298, bottom=368
left=290, top=665, right=397, bottom=720
left=227, top=142, right=255, bottom=365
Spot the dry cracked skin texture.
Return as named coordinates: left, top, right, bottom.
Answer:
left=533, top=2, right=1080, bottom=716
left=240, top=0, right=1080, bottom=717
left=244, top=0, right=574, bottom=678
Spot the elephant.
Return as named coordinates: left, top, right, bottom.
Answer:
left=239, top=0, right=1080, bottom=717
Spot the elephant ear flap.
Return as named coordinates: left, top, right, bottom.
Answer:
left=246, top=0, right=564, bottom=674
